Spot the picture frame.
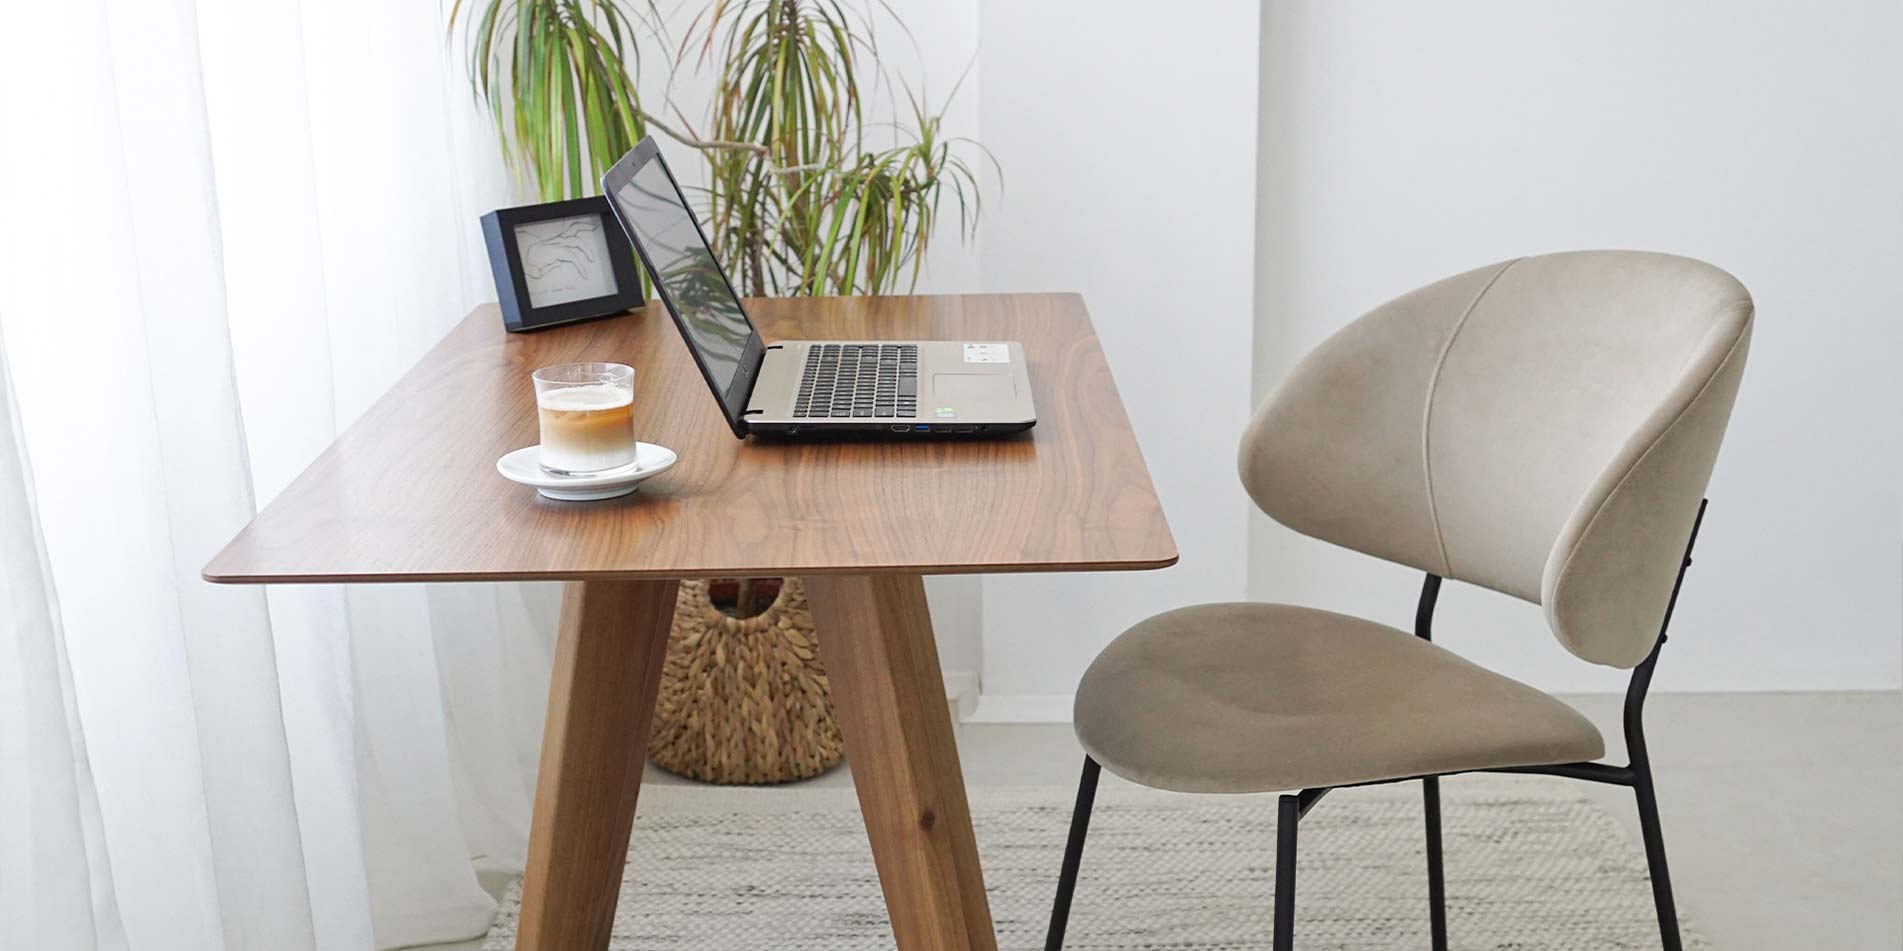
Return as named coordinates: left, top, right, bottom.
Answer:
left=480, top=196, right=645, bottom=333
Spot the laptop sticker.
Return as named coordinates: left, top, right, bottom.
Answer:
left=963, top=343, right=1009, bottom=364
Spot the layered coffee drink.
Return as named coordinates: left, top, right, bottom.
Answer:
left=533, top=363, right=638, bottom=473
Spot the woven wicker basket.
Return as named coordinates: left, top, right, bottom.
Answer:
left=648, top=578, right=844, bottom=784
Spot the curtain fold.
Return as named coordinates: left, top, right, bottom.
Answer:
left=106, top=0, right=320, bottom=944
left=0, top=330, right=128, bottom=951
left=1, top=0, right=542, bottom=948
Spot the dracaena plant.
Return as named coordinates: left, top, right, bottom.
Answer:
left=451, top=0, right=658, bottom=202
left=453, top=0, right=990, bottom=295
left=658, top=0, right=990, bottom=297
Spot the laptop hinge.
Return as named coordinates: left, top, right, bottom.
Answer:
left=743, top=342, right=776, bottom=413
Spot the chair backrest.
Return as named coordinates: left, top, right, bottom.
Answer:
left=1240, top=251, right=1753, bottom=668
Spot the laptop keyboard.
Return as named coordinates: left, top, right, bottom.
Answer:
left=793, top=344, right=919, bottom=418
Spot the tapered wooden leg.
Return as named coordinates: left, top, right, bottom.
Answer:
left=516, top=579, right=678, bottom=951
left=806, top=574, right=997, bottom=951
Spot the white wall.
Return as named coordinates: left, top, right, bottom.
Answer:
left=1250, top=0, right=1903, bottom=694
left=969, top=0, right=1262, bottom=718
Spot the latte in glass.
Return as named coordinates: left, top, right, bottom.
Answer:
left=532, top=363, right=637, bottom=473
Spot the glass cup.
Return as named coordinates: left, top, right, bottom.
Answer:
left=532, top=362, right=638, bottom=473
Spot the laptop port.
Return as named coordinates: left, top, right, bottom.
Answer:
left=914, top=424, right=932, bottom=432
left=889, top=424, right=911, bottom=433
left=953, top=426, right=977, bottom=434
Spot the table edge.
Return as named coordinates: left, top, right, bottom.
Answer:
left=200, top=551, right=1180, bottom=585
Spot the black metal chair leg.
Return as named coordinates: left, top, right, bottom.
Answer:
left=1274, top=793, right=1299, bottom=951
left=1632, top=764, right=1683, bottom=951
left=1423, top=776, right=1448, bottom=951
left=1046, top=756, right=1101, bottom=951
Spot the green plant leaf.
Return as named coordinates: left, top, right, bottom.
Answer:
left=452, top=0, right=992, bottom=296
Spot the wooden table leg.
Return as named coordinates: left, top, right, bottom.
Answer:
left=517, top=579, right=678, bottom=951
left=805, top=574, right=997, bottom=951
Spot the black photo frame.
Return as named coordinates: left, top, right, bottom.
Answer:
left=480, top=196, right=645, bottom=333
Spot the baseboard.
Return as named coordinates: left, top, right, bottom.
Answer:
left=964, top=693, right=1074, bottom=724
left=943, top=670, right=981, bottom=722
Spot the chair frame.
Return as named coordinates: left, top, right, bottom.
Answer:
left=1044, top=500, right=1709, bottom=951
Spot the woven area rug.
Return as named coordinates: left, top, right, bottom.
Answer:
left=483, top=777, right=1709, bottom=950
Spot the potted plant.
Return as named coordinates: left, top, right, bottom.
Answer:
left=453, top=0, right=990, bottom=783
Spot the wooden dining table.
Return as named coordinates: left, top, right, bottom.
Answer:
left=203, top=292, right=1177, bottom=951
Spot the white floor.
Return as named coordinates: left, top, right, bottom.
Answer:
left=445, top=691, right=1903, bottom=950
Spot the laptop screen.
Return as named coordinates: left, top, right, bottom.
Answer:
left=604, top=142, right=760, bottom=432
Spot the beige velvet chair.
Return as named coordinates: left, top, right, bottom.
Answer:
left=1046, top=251, right=1753, bottom=951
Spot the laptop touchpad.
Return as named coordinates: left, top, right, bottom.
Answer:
left=931, top=372, right=1016, bottom=400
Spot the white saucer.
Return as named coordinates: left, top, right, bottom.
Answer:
left=496, top=442, right=678, bottom=501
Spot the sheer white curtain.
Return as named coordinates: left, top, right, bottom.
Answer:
left=0, top=0, right=554, bottom=948
left=0, top=335, right=126, bottom=951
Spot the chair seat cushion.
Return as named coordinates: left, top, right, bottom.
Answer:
left=1073, top=603, right=1605, bottom=793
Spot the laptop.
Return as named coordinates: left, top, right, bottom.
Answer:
left=600, top=137, right=1036, bottom=438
